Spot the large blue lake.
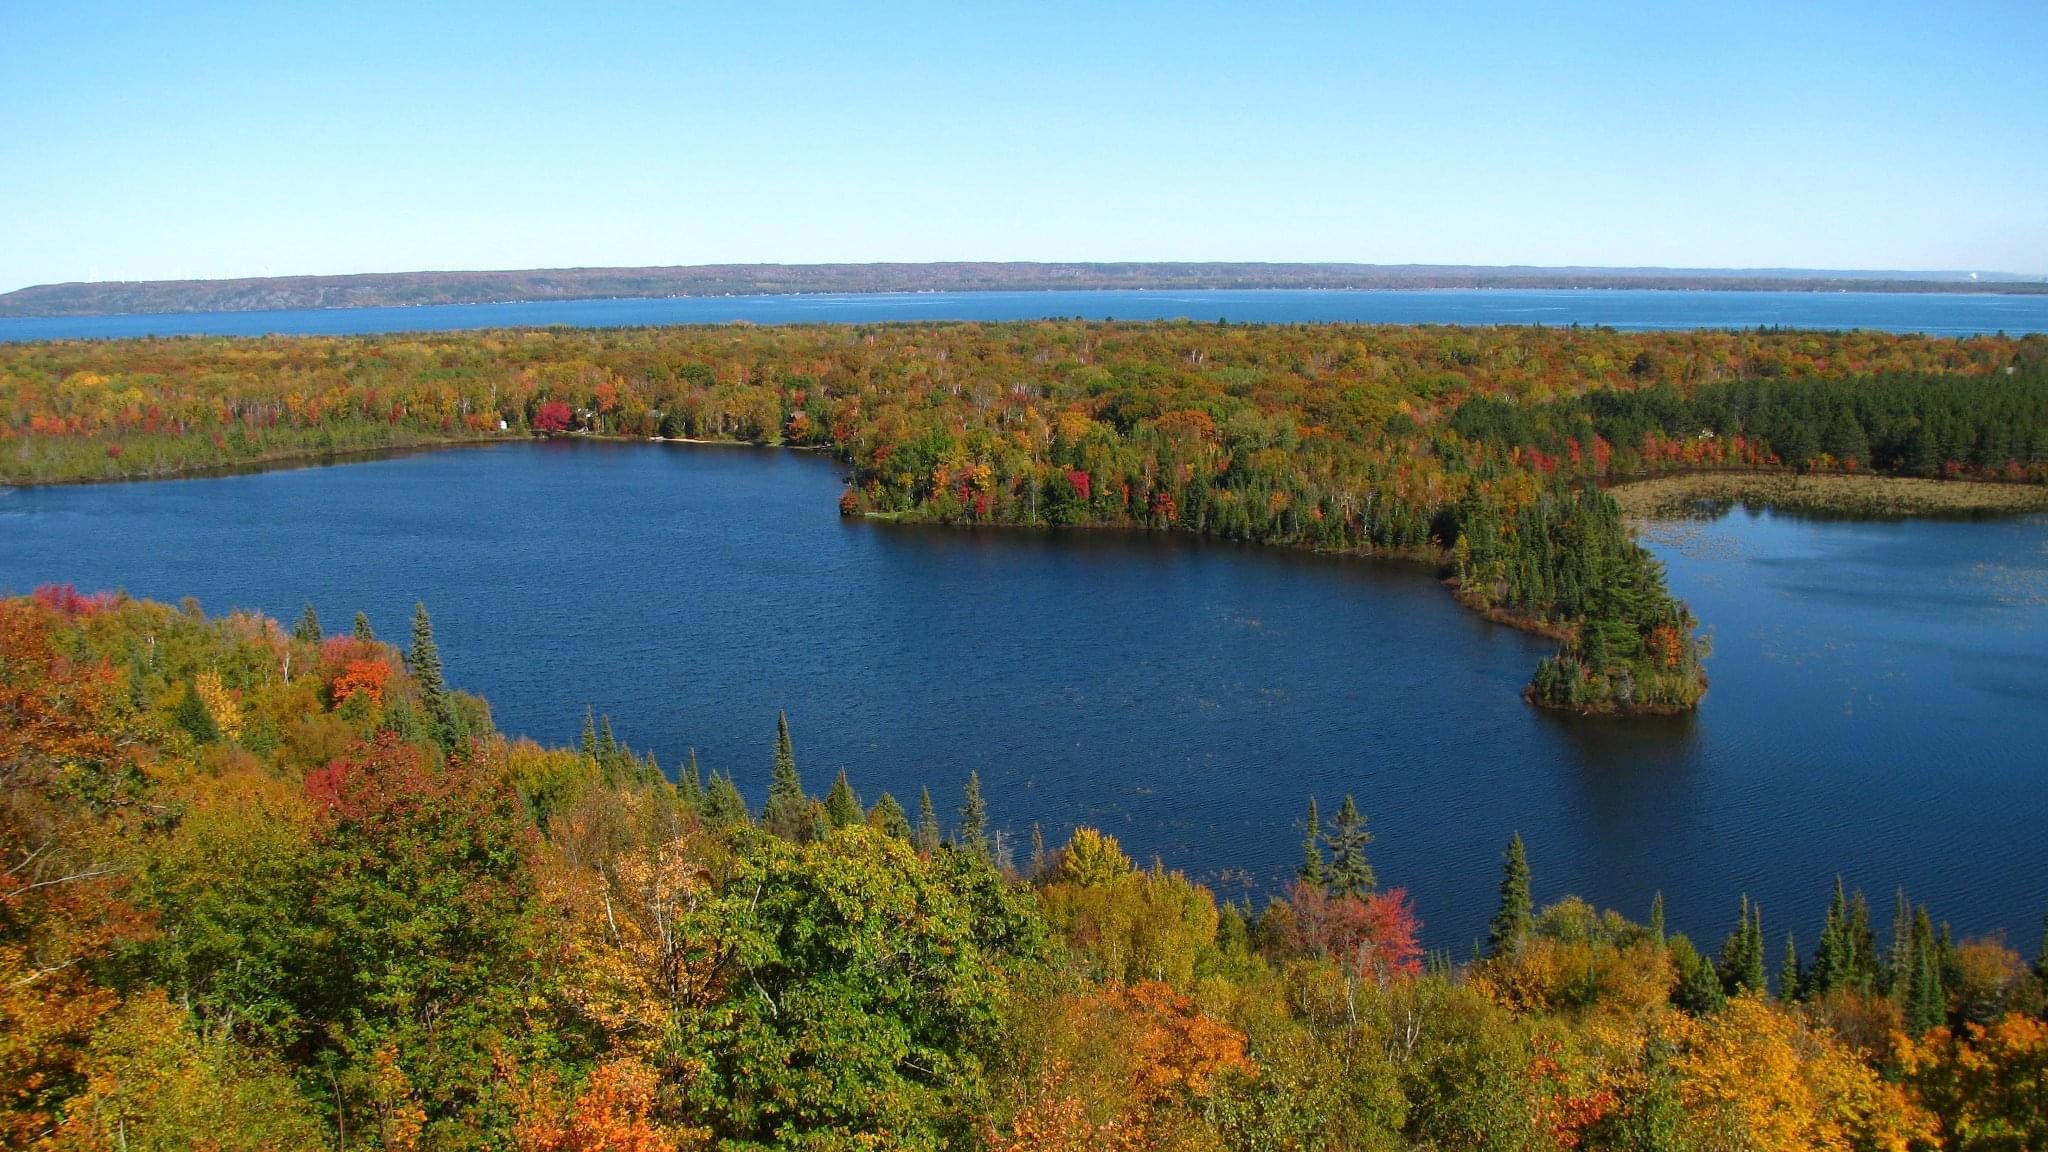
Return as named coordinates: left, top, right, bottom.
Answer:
left=2, top=441, right=2043, bottom=952
left=5, top=287, right=2048, bottom=341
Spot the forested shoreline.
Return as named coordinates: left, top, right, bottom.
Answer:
left=4, top=589, right=2045, bottom=1150
left=5, top=322, right=2044, bottom=716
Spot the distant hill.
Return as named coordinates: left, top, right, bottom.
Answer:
left=3, top=261, right=2042, bottom=317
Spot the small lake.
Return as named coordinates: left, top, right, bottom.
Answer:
left=5, top=288, right=2048, bottom=342
left=2, top=442, right=2044, bottom=951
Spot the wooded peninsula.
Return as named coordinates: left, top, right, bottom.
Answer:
left=3, top=589, right=2045, bottom=1150
left=5, top=322, right=2045, bottom=716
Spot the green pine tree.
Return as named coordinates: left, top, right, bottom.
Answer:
left=598, top=716, right=619, bottom=761
left=825, top=769, right=863, bottom=829
left=1487, top=833, right=1533, bottom=958
left=407, top=602, right=457, bottom=747
left=352, top=611, right=375, bottom=642
left=1779, top=932, right=1803, bottom=1002
left=702, top=770, right=748, bottom=828
left=1718, top=897, right=1766, bottom=996
left=1324, top=795, right=1375, bottom=898
left=678, top=748, right=704, bottom=807
left=914, top=787, right=942, bottom=854
left=868, top=792, right=911, bottom=841
left=292, top=603, right=322, bottom=644
left=173, top=678, right=218, bottom=745
left=956, top=772, right=988, bottom=859
left=761, top=712, right=811, bottom=841
left=1670, top=934, right=1725, bottom=1015
left=1811, top=879, right=1849, bottom=998
left=1297, top=797, right=1327, bottom=889
left=579, top=706, right=597, bottom=758
left=1906, top=906, right=1945, bottom=1035
left=1649, top=891, right=1666, bottom=946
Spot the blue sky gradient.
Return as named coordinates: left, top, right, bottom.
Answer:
left=2, top=1, right=2043, bottom=291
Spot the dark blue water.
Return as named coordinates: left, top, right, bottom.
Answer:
left=5, top=288, right=2047, bottom=342
left=2, top=442, right=2044, bottom=953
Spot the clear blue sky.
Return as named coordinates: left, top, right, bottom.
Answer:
left=2, top=1, right=2043, bottom=292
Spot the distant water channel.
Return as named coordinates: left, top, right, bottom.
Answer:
left=5, top=287, right=2048, bottom=341
left=3, top=441, right=2043, bottom=950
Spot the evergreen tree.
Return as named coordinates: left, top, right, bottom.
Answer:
left=1779, top=932, right=1803, bottom=1002
left=1670, top=935, right=1725, bottom=1015
left=761, top=711, right=812, bottom=841
left=1886, top=888, right=1913, bottom=999
left=1324, top=795, right=1374, bottom=898
left=352, top=611, right=375, bottom=642
left=1718, top=896, right=1766, bottom=996
left=1648, top=891, right=1665, bottom=946
left=1906, top=905, right=1945, bottom=1035
left=868, top=792, right=911, bottom=841
left=173, top=678, right=218, bottom=745
left=1029, top=823, right=1047, bottom=880
left=406, top=602, right=457, bottom=747
left=825, top=769, right=863, bottom=829
left=956, top=772, right=988, bottom=859
left=1847, top=891, right=1877, bottom=991
left=679, top=748, right=704, bottom=807
left=580, top=706, right=597, bottom=758
left=1297, top=797, right=1327, bottom=889
left=292, top=603, right=322, bottom=644
left=702, top=770, right=748, bottom=828
left=598, top=716, right=619, bottom=761
left=1487, top=833, right=1533, bottom=958
left=1810, top=878, right=1849, bottom=998
left=914, top=787, right=942, bottom=854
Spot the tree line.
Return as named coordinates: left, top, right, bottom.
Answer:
left=4, top=323, right=2040, bottom=715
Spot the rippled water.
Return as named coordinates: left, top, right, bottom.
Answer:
left=5, top=287, right=2048, bottom=342
left=2, top=442, right=2043, bottom=951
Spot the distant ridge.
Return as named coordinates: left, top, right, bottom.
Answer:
left=3, top=261, right=2043, bottom=317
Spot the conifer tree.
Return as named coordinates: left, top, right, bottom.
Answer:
left=868, top=792, right=910, bottom=841
left=762, top=712, right=811, bottom=841
left=1324, top=795, right=1375, bottom=898
left=1886, top=888, right=1913, bottom=999
left=580, top=706, right=597, bottom=758
left=825, top=769, right=863, bottom=829
left=1906, top=905, right=1945, bottom=1035
left=1029, top=824, right=1047, bottom=880
left=679, top=748, right=704, bottom=807
left=1671, top=935, right=1725, bottom=1015
left=1779, top=932, right=1803, bottom=1002
left=292, top=603, right=322, bottom=644
left=1811, top=879, right=1849, bottom=997
left=407, top=602, right=456, bottom=746
left=598, top=716, right=619, bottom=761
left=1297, top=798, right=1327, bottom=890
left=352, top=611, right=375, bottom=642
left=1487, top=833, right=1533, bottom=958
left=914, top=787, right=942, bottom=854
left=174, top=678, right=218, bottom=745
left=956, top=772, right=988, bottom=859
left=1847, top=891, right=1877, bottom=991
left=1649, top=891, right=1665, bottom=946
left=702, top=770, right=748, bottom=828
left=1717, top=897, right=1766, bottom=996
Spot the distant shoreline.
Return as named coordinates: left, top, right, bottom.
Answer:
left=6, top=261, right=2044, bottom=318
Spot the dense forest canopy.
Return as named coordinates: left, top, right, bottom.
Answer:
left=2, top=589, right=2044, bottom=1150
left=5, top=321, right=2044, bottom=715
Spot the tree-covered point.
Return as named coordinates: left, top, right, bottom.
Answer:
left=7, top=322, right=2042, bottom=714
left=5, top=590, right=2048, bottom=1150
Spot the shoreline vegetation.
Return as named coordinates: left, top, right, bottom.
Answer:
left=1610, top=470, right=2048, bottom=519
left=4, top=588, right=2046, bottom=1149
left=5, top=260, right=2045, bottom=316
left=6, top=320, right=2045, bottom=716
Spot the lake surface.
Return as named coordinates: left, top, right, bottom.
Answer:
left=3, top=442, right=2044, bottom=952
left=5, top=288, right=2048, bottom=342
